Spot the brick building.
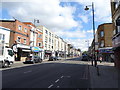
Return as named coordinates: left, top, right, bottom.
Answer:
left=97, top=23, right=114, bottom=62
left=0, top=19, right=31, bottom=61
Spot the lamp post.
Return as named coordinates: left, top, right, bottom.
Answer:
left=84, top=2, right=97, bottom=67
left=33, top=19, right=40, bottom=47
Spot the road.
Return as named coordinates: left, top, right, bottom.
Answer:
left=2, top=57, right=91, bottom=89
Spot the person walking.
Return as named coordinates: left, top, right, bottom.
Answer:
left=11, top=41, right=18, bottom=61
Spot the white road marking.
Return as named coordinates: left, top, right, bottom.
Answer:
left=24, top=70, right=32, bottom=74
left=55, top=79, right=59, bottom=83
left=61, top=76, right=63, bottom=78
left=48, top=84, right=53, bottom=88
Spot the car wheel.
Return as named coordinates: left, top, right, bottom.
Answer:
left=3, top=61, right=9, bottom=68
left=32, top=61, right=35, bottom=64
left=39, top=59, right=42, bottom=63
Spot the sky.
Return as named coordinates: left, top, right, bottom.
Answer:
left=0, top=0, right=112, bottom=51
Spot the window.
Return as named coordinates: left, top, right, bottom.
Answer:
left=116, top=17, right=120, bottom=33
left=45, top=30, right=48, bottom=34
left=45, top=44, right=47, bottom=48
left=52, top=40, right=53, bottom=43
left=17, top=37, right=21, bottom=43
left=18, top=25, right=22, bottom=30
left=23, top=38, right=26, bottom=44
left=45, top=36, right=47, bottom=43
left=49, top=38, right=51, bottom=43
left=0, top=34, right=5, bottom=41
left=113, top=29, right=116, bottom=35
left=24, top=28, right=27, bottom=32
left=100, top=31, right=104, bottom=37
left=0, top=34, right=5, bottom=55
left=100, top=40, right=104, bottom=47
left=49, top=32, right=51, bottom=36
left=115, top=0, right=120, bottom=9
left=38, top=34, right=42, bottom=38
left=49, top=45, right=50, bottom=49
left=38, top=43, right=42, bottom=47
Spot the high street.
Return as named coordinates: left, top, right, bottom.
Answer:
left=2, top=57, right=91, bottom=89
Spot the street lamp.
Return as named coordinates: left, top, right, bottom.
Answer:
left=84, top=2, right=97, bottom=67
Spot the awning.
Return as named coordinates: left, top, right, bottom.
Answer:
left=17, top=44, right=30, bottom=49
left=31, top=47, right=43, bottom=52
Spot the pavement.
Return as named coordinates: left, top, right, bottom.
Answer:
left=88, top=61, right=119, bottom=89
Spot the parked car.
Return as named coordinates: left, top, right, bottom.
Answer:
left=49, top=56, right=57, bottom=61
left=23, top=55, right=42, bottom=64
left=81, top=54, right=88, bottom=61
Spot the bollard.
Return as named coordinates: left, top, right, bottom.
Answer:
left=96, top=66, right=100, bottom=76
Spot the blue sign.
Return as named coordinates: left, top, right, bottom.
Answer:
left=31, top=47, right=40, bottom=52
left=99, top=49, right=113, bottom=53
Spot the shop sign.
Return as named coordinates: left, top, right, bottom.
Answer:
left=99, top=49, right=113, bottom=53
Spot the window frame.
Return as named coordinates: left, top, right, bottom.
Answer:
left=23, top=38, right=27, bottom=44
left=24, top=28, right=27, bottom=33
left=18, top=25, right=22, bottom=31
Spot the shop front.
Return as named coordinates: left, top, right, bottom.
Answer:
left=98, top=47, right=114, bottom=62
left=17, top=44, right=31, bottom=61
left=112, top=33, right=120, bottom=69
left=44, top=50, right=52, bottom=59
left=31, top=47, right=44, bottom=60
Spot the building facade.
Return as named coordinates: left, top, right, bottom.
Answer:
left=111, top=0, right=120, bottom=69
left=0, top=20, right=31, bottom=61
left=97, top=23, right=113, bottom=62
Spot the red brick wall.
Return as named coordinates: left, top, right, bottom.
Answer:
left=0, top=20, right=30, bottom=46
left=36, top=30, right=43, bottom=48
left=15, top=20, right=30, bottom=46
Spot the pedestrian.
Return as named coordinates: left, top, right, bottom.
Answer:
left=99, top=57, right=102, bottom=63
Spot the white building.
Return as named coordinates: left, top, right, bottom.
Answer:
left=39, top=26, right=56, bottom=59
left=0, top=26, right=10, bottom=47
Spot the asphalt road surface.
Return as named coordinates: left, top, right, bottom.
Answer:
left=2, top=57, right=90, bottom=89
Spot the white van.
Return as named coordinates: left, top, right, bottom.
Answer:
left=0, top=46, right=14, bottom=68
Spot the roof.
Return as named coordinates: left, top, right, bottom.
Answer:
left=0, top=19, right=16, bottom=22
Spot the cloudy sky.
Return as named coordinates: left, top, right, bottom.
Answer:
left=0, top=0, right=112, bottom=51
